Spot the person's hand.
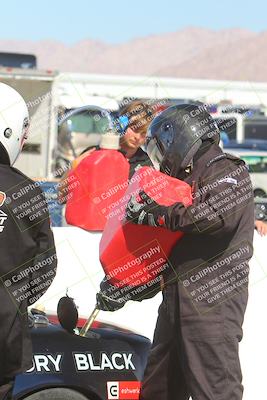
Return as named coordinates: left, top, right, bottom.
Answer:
left=255, top=220, right=267, bottom=236
left=71, top=147, right=96, bottom=169
left=96, top=279, right=126, bottom=312
left=96, top=292, right=125, bottom=312
left=125, top=190, right=167, bottom=227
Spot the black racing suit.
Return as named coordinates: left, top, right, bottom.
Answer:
left=141, top=143, right=254, bottom=400
left=0, top=162, right=57, bottom=399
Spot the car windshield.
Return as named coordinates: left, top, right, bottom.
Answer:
left=67, top=111, right=110, bottom=134
left=56, top=108, right=112, bottom=168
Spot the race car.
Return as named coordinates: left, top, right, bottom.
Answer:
left=13, top=297, right=151, bottom=400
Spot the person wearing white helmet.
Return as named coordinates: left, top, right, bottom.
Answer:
left=0, top=83, right=57, bottom=400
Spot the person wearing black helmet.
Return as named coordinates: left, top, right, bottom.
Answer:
left=126, top=104, right=254, bottom=400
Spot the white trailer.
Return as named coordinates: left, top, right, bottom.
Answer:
left=53, top=73, right=267, bottom=108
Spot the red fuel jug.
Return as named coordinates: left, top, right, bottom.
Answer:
left=65, top=136, right=130, bottom=231
left=100, top=166, right=192, bottom=289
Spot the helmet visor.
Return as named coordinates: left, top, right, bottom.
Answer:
left=145, top=119, right=175, bottom=170
left=146, top=137, right=163, bottom=170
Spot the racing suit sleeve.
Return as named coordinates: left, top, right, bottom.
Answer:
left=164, top=162, right=253, bottom=235
left=28, top=217, right=57, bottom=306
left=126, top=159, right=253, bottom=236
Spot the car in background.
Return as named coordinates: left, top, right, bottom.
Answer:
left=223, top=147, right=267, bottom=197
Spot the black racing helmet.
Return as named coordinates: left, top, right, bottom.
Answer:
left=146, top=103, right=220, bottom=177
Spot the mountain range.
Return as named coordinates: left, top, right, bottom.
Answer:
left=0, top=27, right=266, bottom=82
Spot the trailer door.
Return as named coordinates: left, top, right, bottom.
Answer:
left=0, top=73, right=54, bottom=178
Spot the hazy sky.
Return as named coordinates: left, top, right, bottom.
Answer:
left=2, top=0, right=267, bottom=44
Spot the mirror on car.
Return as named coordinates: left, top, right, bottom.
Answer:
left=57, top=295, right=78, bottom=333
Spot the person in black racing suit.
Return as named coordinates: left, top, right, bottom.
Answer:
left=0, top=83, right=57, bottom=400
left=126, top=104, right=255, bottom=400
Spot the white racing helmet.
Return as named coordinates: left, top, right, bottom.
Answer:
left=0, top=83, right=29, bottom=165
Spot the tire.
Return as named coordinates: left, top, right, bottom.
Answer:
left=23, top=388, right=91, bottom=400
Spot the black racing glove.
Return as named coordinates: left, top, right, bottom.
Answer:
left=96, top=279, right=126, bottom=312
left=126, top=190, right=168, bottom=227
